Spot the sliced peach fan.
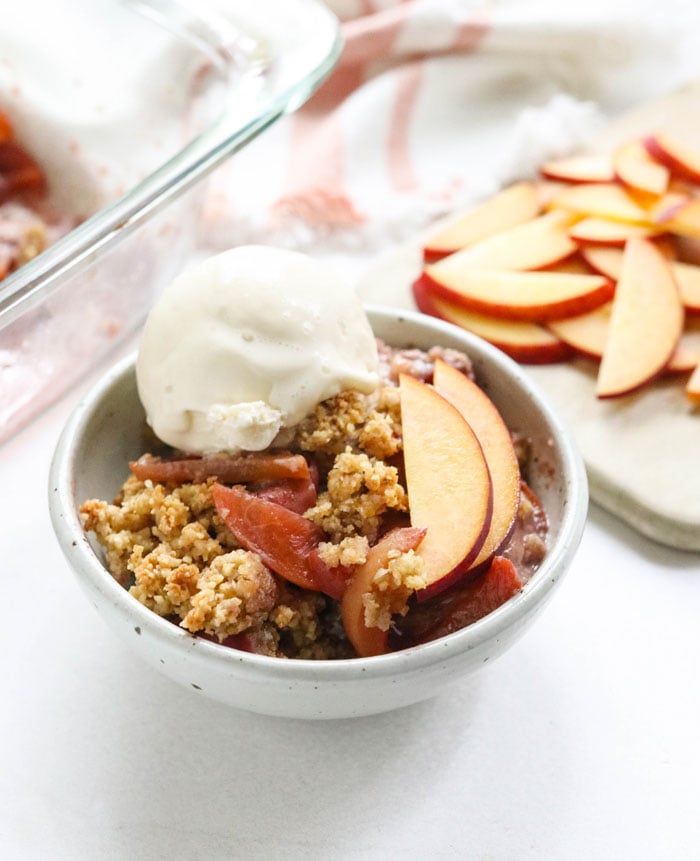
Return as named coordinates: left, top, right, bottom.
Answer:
left=415, top=128, right=700, bottom=401
left=400, top=373, right=493, bottom=600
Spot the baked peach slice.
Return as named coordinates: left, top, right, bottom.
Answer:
left=597, top=239, right=684, bottom=398
left=427, top=210, right=577, bottom=273
left=415, top=556, right=523, bottom=643
left=341, top=526, right=427, bottom=658
left=400, top=374, right=492, bottom=599
left=433, top=359, right=520, bottom=572
left=412, top=275, right=572, bottom=364
left=212, top=484, right=327, bottom=594
left=422, top=182, right=540, bottom=262
left=613, top=140, right=669, bottom=197
left=423, top=267, right=613, bottom=322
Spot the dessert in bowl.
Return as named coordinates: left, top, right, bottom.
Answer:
left=49, top=246, right=588, bottom=719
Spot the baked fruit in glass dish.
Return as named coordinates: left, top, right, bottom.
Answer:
left=0, top=109, right=74, bottom=281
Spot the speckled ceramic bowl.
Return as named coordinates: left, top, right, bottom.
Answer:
left=49, top=305, right=588, bottom=719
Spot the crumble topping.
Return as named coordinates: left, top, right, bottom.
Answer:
left=180, top=551, right=278, bottom=638
left=317, top=535, right=370, bottom=568
left=81, top=475, right=234, bottom=587
left=293, top=383, right=401, bottom=460
left=304, top=448, right=408, bottom=543
left=362, top=549, right=428, bottom=632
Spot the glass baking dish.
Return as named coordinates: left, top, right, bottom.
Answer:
left=0, top=0, right=341, bottom=444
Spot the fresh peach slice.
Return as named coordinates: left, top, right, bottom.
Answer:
left=423, top=266, right=613, bottom=322
left=412, top=275, right=572, bottom=364
left=549, top=183, right=652, bottom=225
left=427, top=210, right=577, bottom=273
left=400, top=374, right=492, bottom=598
left=667, top=317, right=700, bottom=373
left=547, top=298, right=696, bottom=371
left=552, top=255, right=596, bottom=275
left=540, top=154, right=615, bottom=184
left=535, top=181, right=571, bottom=208
left=569, top=217, right=660, bottom=246
left=578, top=245, right=621, bottom=279
left=341, top=526, right=427, bottom=658
left=644, top=134, right=700, bottom=184
left=433, top=359, right=520, bottom=571
left=422, top=182, right=540, bottom=262
left=597, top=239, right=684, bottom=398
left=546, top=303, right=612, bottom=359
left=613, top=140, right=669, bottom=196
left=647, top=189, right=690, bottom=224
left=582, top=245, right=700, bottom=312
left=655, top=198, right=700, bottom=239
left=686, top=362, right=700, bottom=405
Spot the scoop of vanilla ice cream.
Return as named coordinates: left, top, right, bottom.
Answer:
left=136, top=245, right=379, bottom=454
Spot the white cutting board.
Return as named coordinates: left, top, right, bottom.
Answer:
left=356, top=83, right=700, bottom=552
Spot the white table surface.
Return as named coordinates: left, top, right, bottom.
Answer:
left=2, top=288, right=700, bottom=861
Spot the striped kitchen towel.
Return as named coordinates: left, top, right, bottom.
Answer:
left=201, top=0, right=699, bottom=253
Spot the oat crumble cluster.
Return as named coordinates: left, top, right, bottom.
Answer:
left=81, top=341, right=547, bottom=659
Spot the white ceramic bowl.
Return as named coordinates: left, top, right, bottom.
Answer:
left=49, top=305, right=588, bottom=719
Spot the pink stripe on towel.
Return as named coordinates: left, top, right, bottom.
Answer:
left=273, top=1, right=415, bottom=227
left=387, top=61, right=423, bottom=192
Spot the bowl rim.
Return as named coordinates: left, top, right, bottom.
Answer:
left=49, top=304, right=588, bottom=682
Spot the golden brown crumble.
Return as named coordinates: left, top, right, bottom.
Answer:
left=304, top=447, right=407, bottom=543
left=81, top=475, right=234, bottom=587
left=293, top=383, right=401, bottom=460
left=362, top=549, right=428, bottom=632
left=317, top=535, right=370, bottom=568
left=270, top=586, right=353, bottom=660
left=181, top=551, right=278, bottom=638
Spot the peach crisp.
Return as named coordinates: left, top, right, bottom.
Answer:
left=81, top=340, right=547, bottom=659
